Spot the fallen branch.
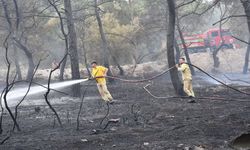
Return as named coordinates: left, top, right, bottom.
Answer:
left=0, top=131, right=12, bottom=145
left=102, top=118, right=120, bottom=130
left=99, top=102, right=110, bottom=129
left=143, top=84, right=168, bottom=99
left=0, top=135, right=10, bottom=145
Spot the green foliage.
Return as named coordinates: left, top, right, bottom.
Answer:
left=85, top=12, right=139, bottom=64
left=0, top=0, right=246, bottom=70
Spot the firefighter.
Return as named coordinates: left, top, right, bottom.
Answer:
left=90, top=61, right=114, bottom=104
left=176, top=57, right=195, bottom=99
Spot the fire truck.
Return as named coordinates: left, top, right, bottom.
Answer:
left=179, top=28, right=235, bottom=53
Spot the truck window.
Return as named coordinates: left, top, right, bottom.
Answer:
left=211, top=31, right=218, bottom=37
left=221, top=30, right=231, bottom=36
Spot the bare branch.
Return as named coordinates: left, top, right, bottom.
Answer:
left=176, top=0, right=197, bottom=9
left=48, top=0, right=69, bottom=81
left=194, top=0, right=221, bottom=16
left=232, top=35, right=250, bottom=45
left=12, top=0, right=20, bottom=30
left=189, top=63, right=250, bottom=96
left=213, top=15, right=248, bottom=26
left=179, top=0, right=221, bottom=19
left=43, top=49, right=69, bottom=128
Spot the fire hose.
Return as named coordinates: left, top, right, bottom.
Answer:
left=91, top=66, right=176, bottom=83
left=91, top=63, right=250, bottom=96
left=91, top=63, right=250, bottom=130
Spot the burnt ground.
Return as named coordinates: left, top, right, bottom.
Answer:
left=0, top=73, right=250, bottom=150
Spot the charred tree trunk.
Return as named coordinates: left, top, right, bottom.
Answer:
left=166, top=0, right=184, bottom=95
left=12, top=0, right=22, bottom=80
left=243, top=42, right=250, bottom=74
left=212, top=48, right=220, bottom=68
left=3, top=33, right=21, bottom=131
left=13, top=38, right=35, bottom=81
left=13, top=46, right=22, bottom=80
left=1, top=0, right=22, bottom=80
left=174, top=38, right=180, bottom=63
left=64, top=0, right=81, bottom=97
left=1, top=0, right=12, bottom=28
left=81, top=40, right=91, bottom=77
left=212, top=5, right=227, bottom=70
left=12, top=0, right=19, bottom=30
left=80, top=34, right=91, bottom=77
left=212, top=31, right=223, bottom=69
left=83, top=51, right=91, bottom=77
left=241, top=0, right=250, bottom=74
left=94, top=0, right=114, bottom=82
left=107, top=43, right=124, bottom=76
left=59, top=55, right=67, bottom=81
left=176, top=22, right=195, bottom=75
left=110, top=53, right=124, bottom=76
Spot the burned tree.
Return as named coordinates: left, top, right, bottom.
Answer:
left=64, top=0, right=81, bottom=97
left=43, top=53, right=69, bottom=128
left=241, top=0, right=250, bottom=74
left=12, top=0, right=22, bottom=80
left=94, top=0, right=114, bottom=82
left=13, top=60, right=41, bottom=130
left=176, top=18, right=195, bottom=75
left=13, top=38, right=35, bottom=81
left=1, top=0, right=22, bottom=80
left=166, top=0, right=184, bottom=95
left=79, top=27, right=91, bottom=77
left=211, top=4, right=227, bottom=70
left=2, top=33, right=21, bottom=131
left=47, top=0, right=81, bottom=96
left=47, top=0, right=68, bottom=81
left=174, top=38, right=181, bottom=63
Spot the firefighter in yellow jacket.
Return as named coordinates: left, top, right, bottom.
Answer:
left=176, top=58, right=195, bottom=98
left=91, top=61, right=113, bottom=103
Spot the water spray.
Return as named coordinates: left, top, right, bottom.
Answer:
left=1, top=78, right=89, bottom=107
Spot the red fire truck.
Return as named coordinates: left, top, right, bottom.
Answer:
left=180, top=28, right=235, bottom=53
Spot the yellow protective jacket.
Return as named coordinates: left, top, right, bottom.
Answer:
left=91, top=66, right=107, bottom=84
left=178, top=63, right=192, bottom=81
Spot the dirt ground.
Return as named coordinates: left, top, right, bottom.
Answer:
left=0, top=73, right=250, bottom=150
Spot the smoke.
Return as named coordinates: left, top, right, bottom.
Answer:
left=197, top=73, right=250, bottom=86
